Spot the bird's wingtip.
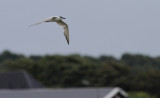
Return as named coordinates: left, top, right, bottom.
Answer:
left=27, top=25, right=32, bottom=27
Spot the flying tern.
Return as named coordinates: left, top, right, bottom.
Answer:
left=29, top=16, right=69, bottom=45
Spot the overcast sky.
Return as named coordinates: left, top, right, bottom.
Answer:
left=0, top=0, right=160, bottom=58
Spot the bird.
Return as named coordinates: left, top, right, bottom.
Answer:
left=29, top=16, right=69, bottom=45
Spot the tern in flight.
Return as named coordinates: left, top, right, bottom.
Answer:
left=29, top=16, right=69, bottom=45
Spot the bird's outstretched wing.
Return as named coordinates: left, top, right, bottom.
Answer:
left=56, top=20, right=69, bottom=45
left=28, top=17, right=52, bottom=27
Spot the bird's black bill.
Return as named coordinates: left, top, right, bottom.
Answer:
left=60, top=16, right=66, bottom=19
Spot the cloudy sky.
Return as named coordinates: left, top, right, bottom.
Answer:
left=0, top=0, right=160, bottom=58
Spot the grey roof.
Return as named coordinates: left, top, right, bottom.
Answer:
left=0, top=70, right=44, bottom=89
left=0, top=87, right=128, bottom=98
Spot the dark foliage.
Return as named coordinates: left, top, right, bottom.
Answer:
left=0, top=51, right=160, bottom=97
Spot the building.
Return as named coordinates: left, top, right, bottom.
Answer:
left=0, top=70, right=44, bottom=89
left=0, top=71, right=128, bottom=98
left=0, top=87, right=128, bottom=98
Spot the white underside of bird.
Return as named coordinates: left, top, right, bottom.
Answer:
left=29, top=16, right=69, bottom=45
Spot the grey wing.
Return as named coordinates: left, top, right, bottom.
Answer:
left=28, top=17, right=52, bottom=27
left=56, top=20, right=69, bottom=45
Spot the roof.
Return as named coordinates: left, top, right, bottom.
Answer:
left=0, top=71, right=44, bottom=89
left=0, top=87, right=128, bottom=98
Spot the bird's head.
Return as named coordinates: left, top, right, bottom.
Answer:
left=60, top=16, right=66, bottom=19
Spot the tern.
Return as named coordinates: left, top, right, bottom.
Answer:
left=29, top=16, right=69, bottom=45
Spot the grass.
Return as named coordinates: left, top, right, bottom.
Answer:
left=128, top=92, right=157, bottom=98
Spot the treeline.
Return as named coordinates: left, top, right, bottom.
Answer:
left=0, top=50, right=160, bottom=97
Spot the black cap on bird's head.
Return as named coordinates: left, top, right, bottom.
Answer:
left=60, top=16, right=66, bottom=19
